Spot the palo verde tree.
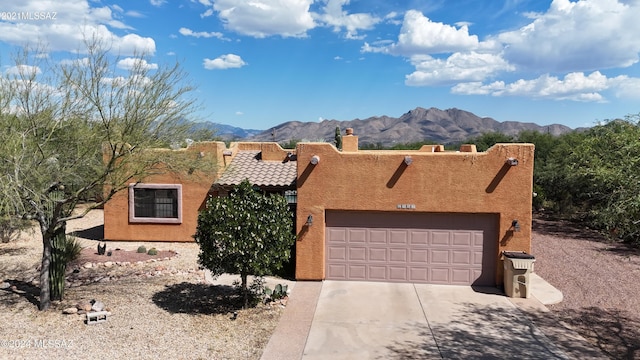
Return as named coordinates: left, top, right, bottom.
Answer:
left=0, top=39, right=207, bottom=310
left=194, top=180, right=295, bottom=308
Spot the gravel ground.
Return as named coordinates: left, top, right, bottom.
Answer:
left=0, top=207, right=285, bottom=360
left=2, top=208, right=640, bottom=359
left=532, top=215, right=640, bottom=359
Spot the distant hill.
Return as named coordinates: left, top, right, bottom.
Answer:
left=189, top=121, right=263, bottom=140
left=247, top=107, right=575, bottom=146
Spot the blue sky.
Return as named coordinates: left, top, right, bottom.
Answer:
left=0, top=0, right=639, bottom=130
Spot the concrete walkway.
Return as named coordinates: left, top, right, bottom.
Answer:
left=261, top=275, right=607, bottom=360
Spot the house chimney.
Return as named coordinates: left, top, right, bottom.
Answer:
left=342, top=128, right=358, bottom=152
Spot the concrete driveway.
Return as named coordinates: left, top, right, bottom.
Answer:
left=262, top=280, right=606, bottom=360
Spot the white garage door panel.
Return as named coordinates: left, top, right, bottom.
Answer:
left=325, top=211, right=497, bottom=286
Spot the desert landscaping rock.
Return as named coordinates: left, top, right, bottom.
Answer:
left=0, top=281, right=10, bottom=289
left=62, top=307, right=78, bottom=315
left=0, top=206, right=283, bottom=359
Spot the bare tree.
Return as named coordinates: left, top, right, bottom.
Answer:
left=0, top=39, right=209, bottom=310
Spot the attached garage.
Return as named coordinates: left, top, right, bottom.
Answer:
left=325, top=211, right=498, bottom=286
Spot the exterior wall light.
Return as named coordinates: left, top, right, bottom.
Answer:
left=310, top=155, right=320, bottom=165
left=506, top=157, right=518, bottom=166
left=404, top=156, right=413, bottom=166
left=511, top=219, right=521, bottom=232
left=306, top=215, right=313, bottom=227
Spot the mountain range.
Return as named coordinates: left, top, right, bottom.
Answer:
left=210, top=107, right=575, bottom=146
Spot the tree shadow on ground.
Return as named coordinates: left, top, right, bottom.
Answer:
left=532, top=215, right=605, bottom=243
left=384, top=302, right=633, bottom=360
left=152, top=282, right=246, bottom=315
left=551, top=307, right=640, bottom=360
left=532, top=214, right=640, bottom=260
left=0, top=247, right=28, bottom=256
left=0, top=280, right=39, bottom=308
left=70, top=225, right=104, bottom=241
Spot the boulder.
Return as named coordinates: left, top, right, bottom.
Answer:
left=63, top=307, right=78, bottom=315
left=91, top=300, right=105, bottom=312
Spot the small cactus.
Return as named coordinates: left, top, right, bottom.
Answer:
left=147, top=248, right=158, bottom=256
left=136, top=245, right=147, bottom=253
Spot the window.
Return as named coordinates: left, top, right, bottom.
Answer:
left=128, top=184, right=182, bottom=224
left=284, top=190, right=297, bottom=204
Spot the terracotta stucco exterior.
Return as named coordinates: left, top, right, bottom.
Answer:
left=103, top=138, right=534, bottom=285
left=103, top=141, right=294, bottom=242
left=295, top=137, right=534, bottom=285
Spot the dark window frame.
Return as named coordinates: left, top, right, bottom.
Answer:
left=128, top=184, right=182, bottom=224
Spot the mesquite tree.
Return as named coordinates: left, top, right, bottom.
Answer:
left=0, top=39, right=204, bottom=310
left=195, top=180, right=295, bottom=308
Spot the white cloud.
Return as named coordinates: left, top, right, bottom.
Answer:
left=452, top=71, right=616, bottom=101
left=498, top=0, right=640, bottom=72
left=211, top=0, right=315, bottom=38
left=363, top=10, right=481, bottom=56
left=0, top=0, right=155, bottom=56
left=150, top=0, right=166, bottom=7
left=316, top=0, right=381, bottom=39
left=60, top=57, right=90, bottom=67
left=125, top=10, right=145, bottom=18
left=117, top=58, right=158, bottom=71
left=203, top=54, right=247, bottom=70
left=406, top=52, right=515, bottom=86
left=179, top=27, right=225, bottom=39
left=101, top=74, right=152, bottom=87
left=608, top=76, right=640, bottom=99
left=5, top=65, right=42, bottom=76
left=235, top=111, right=244, bottom=115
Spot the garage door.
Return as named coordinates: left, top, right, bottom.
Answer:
left=325, top=211, right=498, bottom=286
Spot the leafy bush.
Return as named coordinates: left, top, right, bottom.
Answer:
left=0, top=216, right=29, bottom=243
left=147, top=247, right=158, bottom=255
left=195, top=179, right=295, bottom=308
left=137, top=245, right=147, bottom=253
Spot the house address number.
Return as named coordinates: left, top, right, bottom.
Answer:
left=396, top=204, right=416, bottom=209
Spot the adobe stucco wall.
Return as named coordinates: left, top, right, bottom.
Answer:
left=103, top=141, right=294, bottom=242
left=295, top=141, right=535, bottom=285
left=103, top=142, right=225, bottom=242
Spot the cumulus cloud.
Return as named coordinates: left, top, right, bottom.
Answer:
left=406, top=52, right=515, bottom=86
left=607, top=76, right=640, bottom=99
left=5, top=65, right=42, bottom=76
left=203, top=54, right=247, bottom=70
left=498, top=0, right=640, bottom=72
left=211, top=0, right=315, bottom=38
left=316, top=0, right=381, bottom=39
left=0, top=0, right=155, bottom=56
left=179, top=27, right=226, bottom=39
left=117, top=58, right=158, bottom=71
left=363, top=10, right=481, bottom=56
left=59, top=57, right=90, bottom=67
left=452, top=71, right=616, bottom=101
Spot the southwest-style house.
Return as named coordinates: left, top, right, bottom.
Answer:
left=104, top=132, right=534, bottom=286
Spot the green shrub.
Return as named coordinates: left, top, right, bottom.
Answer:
left=137, top=245, right=147, bottom=253
left=0, top=216, right=30, bottom=243
left=147, top=247, right=158, bottom=255
left=62, top=235, right=84, bottom=264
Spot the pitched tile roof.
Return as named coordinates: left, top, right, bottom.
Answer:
left=215, top=150, right=297, bottom=188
